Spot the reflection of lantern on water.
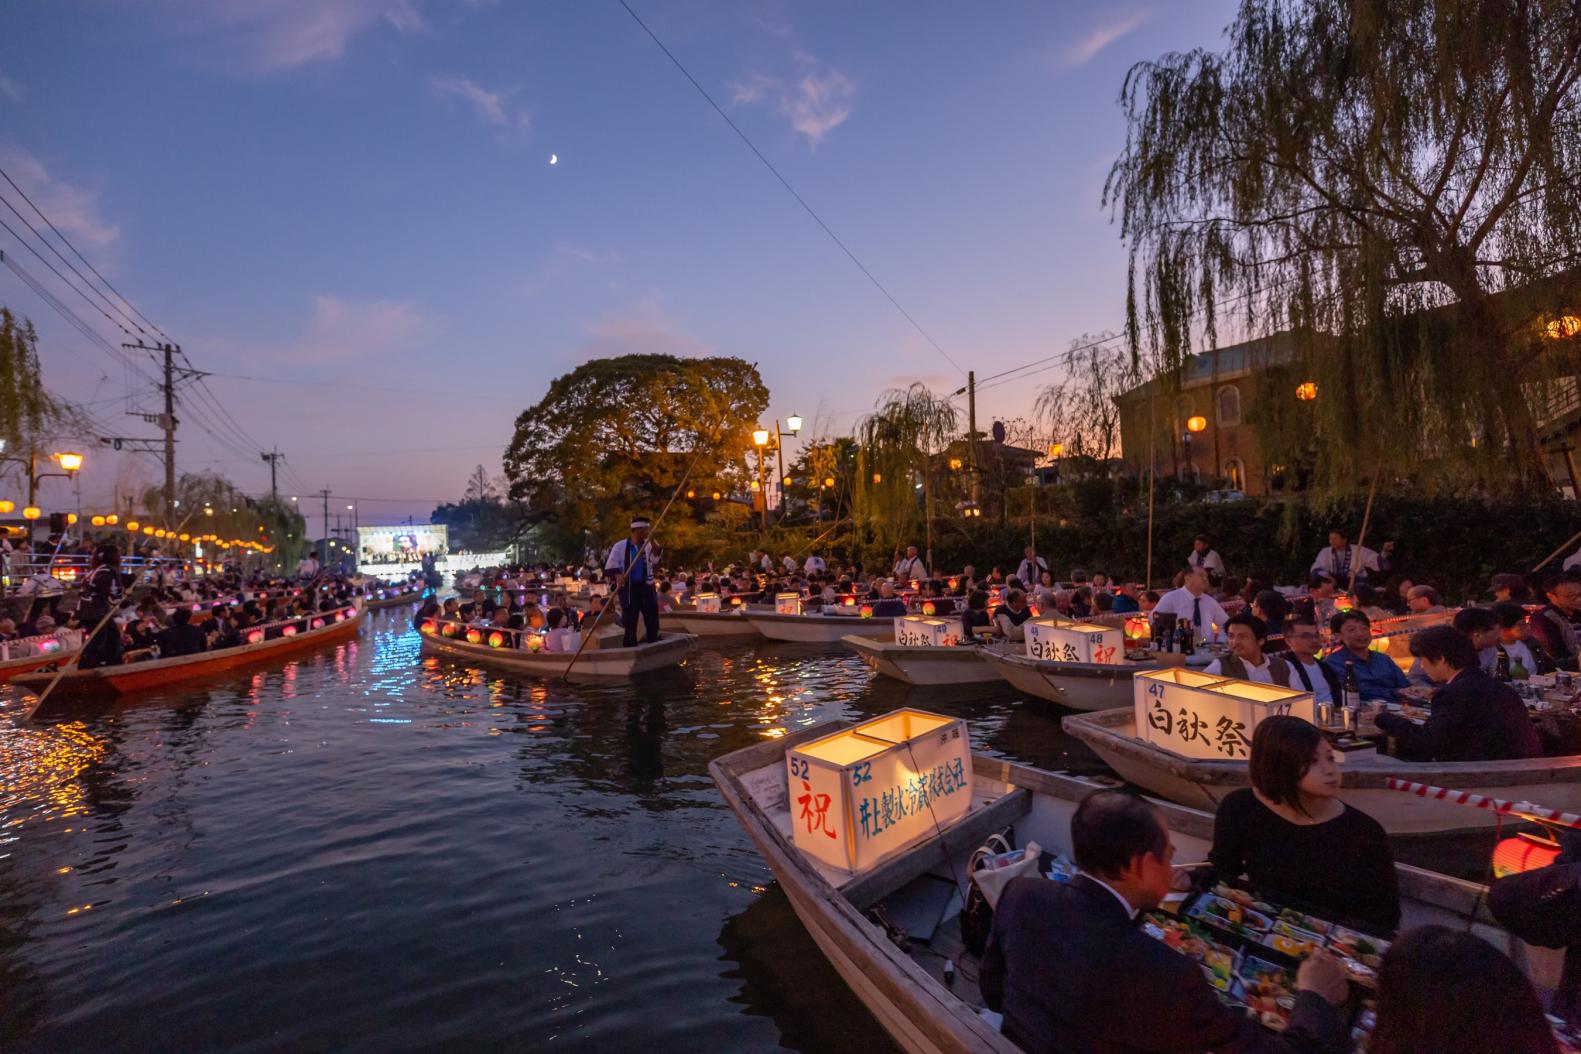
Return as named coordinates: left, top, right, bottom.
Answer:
left=1124, top=615, right=1151, bottom=642
left=441, top=622, right=458, bottom=637
left=1493, top=831, right=1561, bottom=878
left=466, top=628, right=483, bottom=644
left=922, top=601, right=936, bottom=616
left=1295, top=381, right=1318, bottom=401
left=488, top=631, right=506, bottom=649
left=247, top=630, right=265, bottom=645
left=526, top=633, right=544, bottom=652
left=859, top=604, right=874, bottom=618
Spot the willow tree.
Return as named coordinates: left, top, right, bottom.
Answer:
left=1034, top=332, right=1138, bottom=468
left=1106, top=0, right=1581, bottom=491
left=856, top=385, right=959, bottom=568
left=0, top=309, right=68, bottom=449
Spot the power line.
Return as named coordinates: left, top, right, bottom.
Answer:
left=0, top=161, right=174, bottom=343
left=0, top=213, right=139, bottom=340
left=203, top=370, right=525, bottom=403
left=615, top=0, right=965, bottom=378
left=0, top=185, right=149, bottom=338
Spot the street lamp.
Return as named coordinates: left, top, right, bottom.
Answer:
left=751, top=429, right=770, bottom=529
left=1049, top=441, right=1064, bottom=484
left=56, top=452, right=83, bottom=473
left=1183, top=415, right=1207, bottom=479
left=763, top=415, right=802, bottom=525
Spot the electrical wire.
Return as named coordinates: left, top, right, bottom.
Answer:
left=0, top=161, right=174, bottom=342
left=204, top=370, right=525, bottom=403
left=0, top=185, right=149, bottom=338
left=615, top=0, right=965, bottom=378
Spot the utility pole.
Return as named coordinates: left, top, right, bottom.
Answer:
left=261, top=448, right=283, bottom=499
left=967, top=370, right=980, bottom=506
left=124, top=341, right=206, bottom=527
left=318, top=488, right=331, bottom=562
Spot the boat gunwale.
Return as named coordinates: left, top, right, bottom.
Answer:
left=979, top=648, right=1155, bottom=681
left=419, top=629, right=696, bottom=674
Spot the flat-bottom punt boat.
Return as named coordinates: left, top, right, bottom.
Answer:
left=364, top=587, right=425, bottom=611
left=978, top=649, right=1164, bottom=711
left=14, top=603, right=365, bottom=703
left=1063, top=705, right=1581, bottom=836
left=662, top=609, right=766, bottom=640
left=0, top=633, right=81, bottom=683
left=711, top=721, right=1560, bottom=1054
left=745, top=610, right=895, bottom=644
left=843, top=636, right=1007, bottom=686
left=419, top=620, right=695, bottom=679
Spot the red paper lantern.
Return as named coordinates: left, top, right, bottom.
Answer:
left=1492, top=832, right=1561, bottom=878
left=247, top=630, right=264, bottom=645
left=420, top=620, right=438, bottom=635
left=859, top=604, right=874, bottom=619
left=466, top=628, right=483, bottom=644
left=488, top=631, right=506, bottom=649
left=922, top=601, right=936, bottom=616
left=282, top=625, right=298, bottom=637
left=441, top=623, right=458, bottom=637
left=311, top=618, right=325, bottom=629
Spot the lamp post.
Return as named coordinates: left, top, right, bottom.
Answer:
left=1183, top=416, right=1206, bottom=480
left=346, top=501, right=360, bottom=570
left=1, top=450, right=85, bottom=543
left=751, top=429, right=770, bottom=530
left=769, top=414, right=801, bottom=523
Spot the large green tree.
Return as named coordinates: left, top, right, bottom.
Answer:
left=1106, top=0, right=1581, bottom=491
left=504, top=354, right=769, bottom=554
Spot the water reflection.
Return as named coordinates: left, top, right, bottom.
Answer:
left=0, top=610, right=1115, bottom=1052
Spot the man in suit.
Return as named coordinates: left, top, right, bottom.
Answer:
left=979, top=790, right=1350, bottom=1054
left=154, top=607, right=209, bottom=658
left=1375, top=625, right=1542, bottom=762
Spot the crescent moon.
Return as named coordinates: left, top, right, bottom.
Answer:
left=549, top=153, right=558, bottom=165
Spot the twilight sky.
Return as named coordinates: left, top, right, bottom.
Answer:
left=2, top=0, right=1240, bottom=532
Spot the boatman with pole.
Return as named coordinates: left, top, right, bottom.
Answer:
left=605, top=516, right=663, bottom=648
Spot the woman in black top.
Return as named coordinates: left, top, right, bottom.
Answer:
left=960, top=590, right=992, bottom=639
left=1210, top=715, right=1400, bottom=932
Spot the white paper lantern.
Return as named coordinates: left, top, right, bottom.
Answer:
left=1133, top=667, right=1314, bottom=761
left=776, top=592, right=803, bottom=615
left=694, top=592, right=721, bottom=614
left=893, top=615, right=955, bottom=647
left=1024, top=618, right=1121, bottom=664
left=786, top=708, right=972, bottom=873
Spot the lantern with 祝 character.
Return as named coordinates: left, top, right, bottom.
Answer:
left=786, top=708, right=972, bottom=873
left=1133, top=668, right=1314, bottom=761
left=1026, top=619, right=1123, bottom=665
left=894, top=615, right=955, bottom=647
left=695, top=592, right=721, bottom=614
left=776, top=592, right=803, bottom=616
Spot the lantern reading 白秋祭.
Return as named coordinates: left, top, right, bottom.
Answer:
left=775, top=592, right=802, bottom=616
left=785, top=708, right=972, bottom=873
left=893, top=615, right=954, bottom=647
left=1024, top=618, right=1121, bottom=665
left=1134, top=668, right=1313, bottom=761
left=694, top=592, right=721, bottom=614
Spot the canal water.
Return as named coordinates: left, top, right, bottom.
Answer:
left=0, top=609, right=1105, bottom=1053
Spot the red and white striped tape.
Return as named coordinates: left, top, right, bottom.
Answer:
left=1384, top=777, right=1581, bottom=830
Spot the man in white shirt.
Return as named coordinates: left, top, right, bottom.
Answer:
left=1283, top=618, right=1337, bottom=704
left=296, top=551, right=320, bottom=580
left=893, top=545, right=926, bottom=584
left=1150, top=567, right=1229, bottom=642
left=1310, top=529, right=1379, bottom=583
left=780, top=554, right=797, bottom=573
left=1015, top=546, right=1047, bottom=587
left=1186, top=534, right=1225, bottom=576
left=1204, top=613, right=1299, bottom=686
left=803, top=554, right=825, bottom=575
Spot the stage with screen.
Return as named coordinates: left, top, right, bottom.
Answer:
left=357, top=524, right=449, bottom=566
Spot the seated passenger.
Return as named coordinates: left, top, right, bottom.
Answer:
left=981, top=790, right=1350, bottom=1054
left=154, top=608, right=209, bottom=658
left=1211, top=716, right=1399, bottom=932
left=1203, top=613, right=1298, bottom=687
left=865, top=581, right=908, bottom=618
left=1375, top=626, right=1542, bottom=762
left=960, top=590, right=992, bottom=639
left=543, top=608, right=577, bottom=653
left=1321, top=611, right=1410, bottom=702
left=993, top=588, right=1034, bottom=642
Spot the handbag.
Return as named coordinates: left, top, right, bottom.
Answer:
left=959, top=833, right=1043, bottom=956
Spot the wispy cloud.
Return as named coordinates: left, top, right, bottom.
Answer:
left=553, top=241, right=623, bottom=268
left=1064, top=11, right=1150, bottom=67
left=0, top=75, right=21, bottom=104
left=429, top=75, right=530, bottom=128
left=0, top=146, right=119, bottom=252
left=175, top=0, right=429, bottom=73
left=730, top=53, right=855, bottom=147
left=278, top=294, right=433, bottom=362
left=580, top=294, right=711, bottom=359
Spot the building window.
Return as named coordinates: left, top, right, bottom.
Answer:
left=1223, top=458, right=1245, bottom=491
left=1216, top=384, right=1241, bottom=426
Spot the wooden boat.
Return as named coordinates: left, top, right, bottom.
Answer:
left=1063, top=705, right=1581, bottom=836
left=978, top=648, right=1168, bottom=711
left=0, top=633, right=82, bottom=683
left=746, top=609, right=895, bottom=644
left=418, top=618, right=695, bottom=679
left=663, top=608, right=766, bottom=640
left=711, top=720, right=1560, bottom=1054
left=13, top=602, right=365, bottom=703
left=364, top=587, right=425, bottom=611
left=843, top=636, right=1006, bottom=686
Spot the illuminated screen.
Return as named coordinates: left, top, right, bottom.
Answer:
left=356, top=524, right=449, bottom=558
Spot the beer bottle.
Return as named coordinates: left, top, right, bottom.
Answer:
left=1342, top=660, right=1361, bottom=710
left=1495, top=646, right=1511, bottom=682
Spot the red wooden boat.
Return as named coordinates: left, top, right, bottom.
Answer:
left=0, top=634, right=82, bottom=684
left=12, top=602, right=365, bottom=703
